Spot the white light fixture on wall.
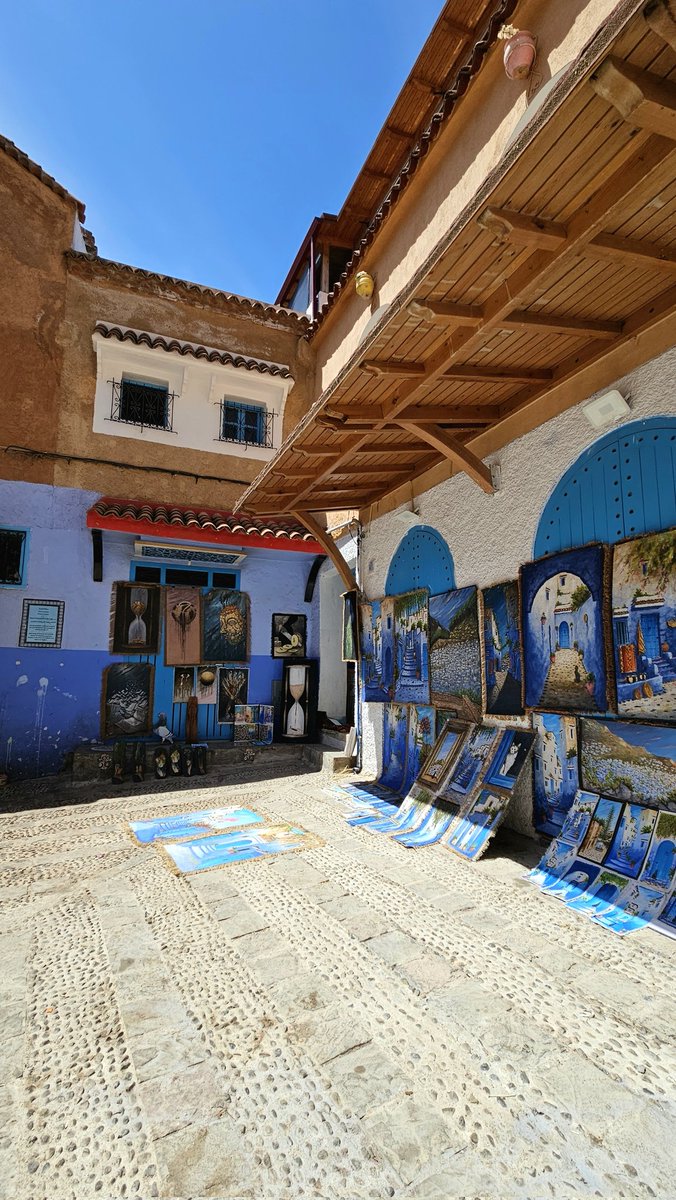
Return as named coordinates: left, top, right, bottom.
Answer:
left=392, top=504, right=420, bottom=528
left=582, top=389, right=631, bottom=429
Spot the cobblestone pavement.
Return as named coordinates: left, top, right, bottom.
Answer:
left=1, top=763, right=675, bottom=1199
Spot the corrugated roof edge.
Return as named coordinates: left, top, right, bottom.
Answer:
left=306, top=0, right=518, bottom=339
left=0, top=133, right=86, bottom=222
left=94, top=322, right=292, bottom=378
left=66, top=252, right=312, bottom=329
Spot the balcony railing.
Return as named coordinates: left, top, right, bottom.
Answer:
left=108, top=379, right=176, bottom=432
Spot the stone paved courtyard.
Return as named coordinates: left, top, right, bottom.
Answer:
left=1, top=761, right=675, bottom=1200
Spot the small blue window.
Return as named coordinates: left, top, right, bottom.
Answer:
left=109, top=377, right=173, bottom=431
left=0, top=527, right=28, bottom=587
left=220, top=399, right=272, bottom=448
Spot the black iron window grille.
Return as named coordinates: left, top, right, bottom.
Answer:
left=219, top=399, right=273, bottom=448
left=108, top=378, right=176, bottom=432
left=0, top=528, right=27, bottom=586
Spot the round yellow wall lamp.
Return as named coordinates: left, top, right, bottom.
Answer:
left=355, top=270, right=375, bottom=299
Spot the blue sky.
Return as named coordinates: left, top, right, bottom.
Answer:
left=1, top=1, right=441, bottom=302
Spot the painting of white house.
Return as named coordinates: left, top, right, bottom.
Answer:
left=532, top=713, right=580, bottom=835
left=611, top=529, right=676, bottom=722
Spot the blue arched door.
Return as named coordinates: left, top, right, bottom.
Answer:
left=385, top=525, right=455, bottom=595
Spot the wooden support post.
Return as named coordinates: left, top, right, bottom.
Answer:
left=290, top=510, right=358, bottom=591
left=396, top=421, right=494, bottom=494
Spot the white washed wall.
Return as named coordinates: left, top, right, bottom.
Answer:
left=358, top=348, right=676, bottom=835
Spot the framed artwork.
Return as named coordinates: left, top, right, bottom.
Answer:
left=429, top=587, right=482, bottom=720
left=217, top=667, right=249, bottom=723
left=532, top=713, right=579, bottom=836
left=234, top=703, right=256, bottom=724
left=281, top=660, right=318, bottom=742
left=203, top=589, right=249, bottom=663
left=342, top=591, right=359, bottom=662
left=196, top=667, right=217, bottom=705
left=484, top=727, right=535, bottom=791
left=173, top=666, right=195, bottom=704
left=603, top=804, right=658, bottom=879
left=445, top=789, right=508, bottom=861
left=111, top=582, right=161, bottom=654
left=578, top=796, right=623, bottom=863
left=165, top=585, right=201, bottom=666
left=101, top=662, right=153, bottom=738
left=440, top=724, right=501, bottom=798
left=18, top=599, right=65, bottom=648
left=482, top=580, right=524, bottom=716
left=360, top=597, right=395, bottom=702
left=393, top=589, right=430, bottom=704
left=418, top=719, right=467, bottom=788
left=521, top=543, right=612, bottom=713
left=271, top=613, right=307, bottom=658
left=402, top=705, right=436, bottom=796
left=641, top=811, right=676, bottom=891
left=610, top=529, right=676, bottom=723
left=579, top=717, right=676, bottom=808
left=379, top=702, right=408, bottom=793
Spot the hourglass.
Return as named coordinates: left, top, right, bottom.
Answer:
left=285, top=666, right=307, bottom=737
left=128, top=588, right=148, bottom=645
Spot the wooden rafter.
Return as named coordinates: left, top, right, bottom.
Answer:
left=396, top=421, right=493, bottom=493
left=362, top=360, right=426, bottom=376
left=290, top=511, right=357, bottom=589
left=644, top=0, right=676, bottom=51
left=590, top=58, right=676, bottom=140
left=336, top=404, right=499, bottom=425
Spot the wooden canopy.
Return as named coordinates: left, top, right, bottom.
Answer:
left=237, top=2, right=676, bottom=520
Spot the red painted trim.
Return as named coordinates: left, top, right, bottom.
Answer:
left=85, top=511, right=323, bottom=555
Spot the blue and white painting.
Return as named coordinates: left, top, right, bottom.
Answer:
left=578, top=796, right=623, bottom=863
left=394, top=799, right=458, bottom=848
left=164, top=824, right=311, bottom=873
left=541, top=859, right=601, bottom=901
left=130, top=806, right=262, bottom=845
left=580, top=718, right=676, bottom=809
left=393, top=590, right=430, bottom=704
left=565, top=869, right=628, bottom=916
left=360, top=598, right=395, bottom=703
left=482, top=580, right=523, bottom=715
left=528, top=837, right=579, bottom=889
left=401, top=705, right=435, bottom=796
left=521, top=544, right=609, bottom=712
left=603, top=804, right=658, bottom=879
left=441, top=724, right=500, bottom=797
left=379, top=702, right=408, bottom=793
left=429, top=587, right=482, bottom=720
left=640, top=811, right=676, bottom=890
left=445, top=789, right=506, bottom=860
left=484, top=728, right=534, bottom=791
left=559, top=790, right=599, bottom=848
left=593, top=881, right=667, bottom=935
left=652, top=890, right=676, bottom=938
left=532, top=713, right=580, bottom=836
left=611, top=530, right=676, bottom=722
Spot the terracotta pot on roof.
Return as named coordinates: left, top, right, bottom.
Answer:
left=502, top=30, right=537, bottom=81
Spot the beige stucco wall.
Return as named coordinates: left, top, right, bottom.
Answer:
left=311, top=0, right=633, bottom=398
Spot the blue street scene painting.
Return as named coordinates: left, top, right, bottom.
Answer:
left=129, top=806, right=262, bottom=844
left=578, top=796, right=623, bottom=863
left=580, top=718, right=676, bottom=808
left=446, top=789, right=506, bottom=860
left=532, top=713, right=580, bottom=835
left=393, top=590, right=430, bottom=704
left=441, top=724, right=500, bottom=797
left=394, top=799, right=459, bottom=848
left=611, top=529, right=676, bottom=722
left=541, top=859, right=601, bottom=901
left=401, top=705, right=435, bottom=796
left=521, top=544, right=609, bottom=712
left=429, top=587, right=482, bottom=720
left=641, top=811, right=676, bottom=890
left=559, top=790, right=599, bottom=848
left=379, top=702, right=408, bottom=793
left=652, top=890, right=676, bottom=938
left=603, top=803, right=658, bottom=879
left=419, top=721, right=465, bottom=787
left=528, top=837, right=579, bottom=889
left=566, top=869, right=629, bottom=916
left=484, top=728, right=534, bottom=791
left=360, top=598, right=395, bottom=703
left=482, top=580, right=523, bottom=715
left=164, top=825, right=312, bottom=873
left=593, top=881, right=667, bottom=935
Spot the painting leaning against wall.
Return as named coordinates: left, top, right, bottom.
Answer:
left=429, top=587, right=483, bottom=721
left=611, top=528, right=676, bottom=723
left=532, top=713, right=579, bottom=836
left=360, top=598, right=395, bottom=703
left=393, top=589, right=430, bottom=705
left=101, top=663, right=153, bottom=738
left=579, top=717, right=676, bottom=811
left=482, top=580, right=524, bottom=716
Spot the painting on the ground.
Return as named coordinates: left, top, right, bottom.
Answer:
left=540, top=858, right=601, bottom=901
left=342, top=591, right=359, bottom=662
left=429, top=587, right=482, bottom=719
left=173, top=666, right=195, bottom=704
left=360, top=598, right=395, bottom=703
left=641, top=810, right=676, bottom=891
left=379, top=702, right=408, bottom=793
left=393, top=589, right=430, bottom=704
left=101, top=663, right=153, bottom=738
left=111, top=582, right=161, bottom=654
left=271, top=613, right=307, bottom=659
left=217, top=667, right=248, bottom=723
left=165, top=585, right=201, bottom=666
left=445, top=789, right=508, bottom=861
left=163, top=824, right=320, bottom=873
left=196, top=667, right=217, bottom=705
left=611, top=529, right=676, bottom=723
left=484, top=728, right=534, bottom=791
left=521, top=544, right=610, bottom=712
left=559, top=790, right=599, bottom=848
left=565, top=868, right=628, bottom=915
left=482, top=580, right=523, bottom=715
left=129, top=806, right=263, bottom=844
left=440, top=724, right=500, bottom=797
left=202, top=589, right=249, bottom=662
left=281, top=660, right=317, bottom=741
left=578, top=796, right=623, bottom=863
left=579, top=717, right=676, bottom=810
left=402, top=704, right=435, bottom=796
left=418, top=720, right=466, bottom=787
left=532, top=713, right=579, bottom=835
left=652, top=890, right=676, bottom=938
left=603, top=803, right=658, bottom=878
left=595, top=881, right=667, bottom=935
left=528, top=837, right=579, bottom=889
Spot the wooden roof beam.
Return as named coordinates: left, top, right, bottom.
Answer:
left=441, top=16, right=474, bottom=38
left=501, top=311, right=622, bottom=339
left=477, top=207, right=566, bottom=249
left=290, top=511, right=357, bottom=590
left=590, top=57, right=676, bottom=140
left=409, top=299, right=622, bottom=338
left=396, top=421, right=494, bottom=493
left=337, top=404, right=499, bottom=425
left=584, top=232, right=676, bottom=274
left=362, top=359, right=426, bottom=376
left=645, top=0, right=676, bottom=51
left=444, top=366, right=552, bottom=383
left=407, top=299, right=482, bottom=324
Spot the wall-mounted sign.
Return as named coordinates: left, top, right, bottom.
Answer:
left=19, top=599, right=65, bottom=648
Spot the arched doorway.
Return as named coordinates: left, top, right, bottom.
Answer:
left=534, top=416, right=676, bottom=557
left=559, top=621, right=570, bottom=650
left=385, top=525, right=455, bottom=595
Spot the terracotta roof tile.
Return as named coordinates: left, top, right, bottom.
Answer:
left=94, top=322, right=293, bottom=379
left=0, top=133, right=86, bottom=221
left=87, top=497, right=318, bottom=547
